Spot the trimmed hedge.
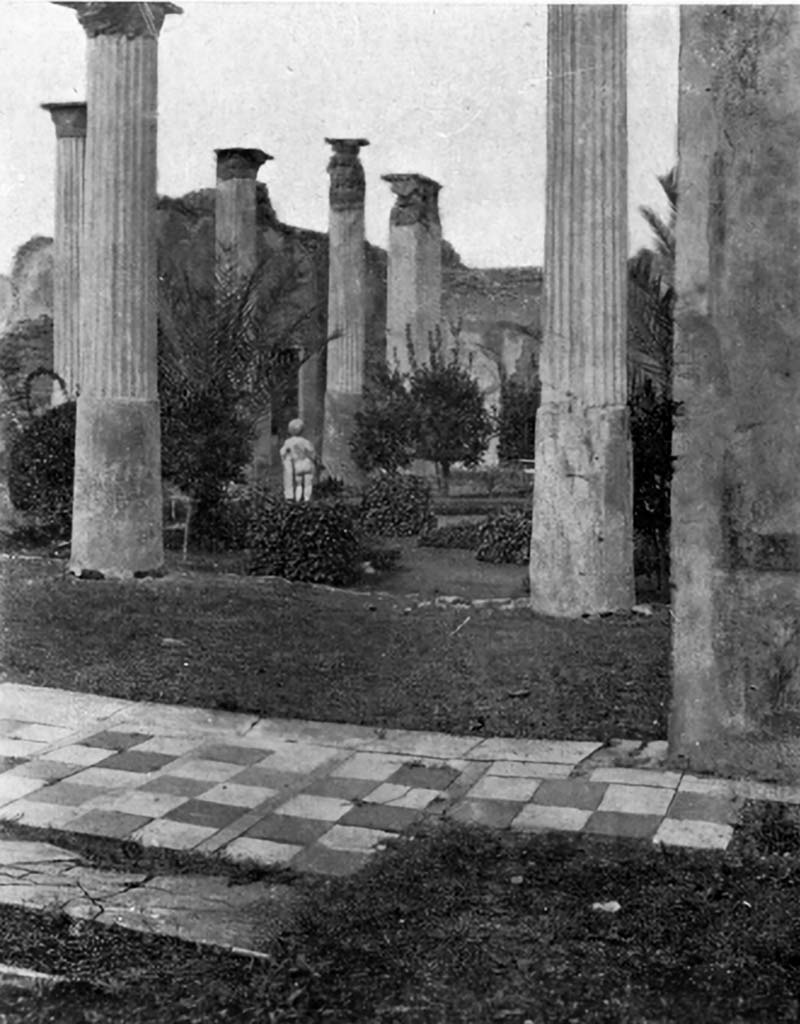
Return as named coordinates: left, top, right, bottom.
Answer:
left=476, top=510, right=532, bottom=565
left=247, top=493, right=362, bottom=586
left=8, top=401, right=76, bottom=533
left=358, top=474, right=435, bottom=538
left=419, top=522, right=483, bottom=551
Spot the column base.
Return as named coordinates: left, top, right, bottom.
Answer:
left=529, top=402, right=634, bottom=617
left=322, top=390, right=363, bottom=488
left=69, top=396, right=164, bottom=579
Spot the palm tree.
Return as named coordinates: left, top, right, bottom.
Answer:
left=637, top=166, right=677, bottom=286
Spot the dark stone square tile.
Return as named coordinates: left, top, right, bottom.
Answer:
left=96, top=751, right=177, bottom=773
left=246, top=815, right=331, bottom=845
left=10, top=761, right=80, bottom=782
left=199, top=744, right=274, bottom=766
left=137, top=775, right=213, bottom=798
left=584, top=812, right=663, bottom=840
left=232, top=766, right=303, bottom=789
left=65, top=809, right=152, bottom=839
left=387, top=765, right=460, bottom=791
left=667, top=791, right=738, bottom=825
left=80, top=731, right=153, bottom=750
left=300, top=777, right=376, bottom=801
left=534, top=779, right=608, bottom=811
left=340, top=803, right=422, bottom=833
left=25, top=782, right=105, bottom=806
left=292, top=844, right=371, bottom=877
left=447, top=799, right=521, bottom=829
left=164, top=799, right=246, bottom=830
left=0, top=757, right=24, bottom=774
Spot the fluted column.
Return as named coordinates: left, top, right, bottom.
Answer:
left=529, top=5, right=633, bottom=617
left=41, top=101, right=86, bottom=403
left=322, top=137, right=368, bottom=484
left=383, top=174, right=442, bottom=373
left=215, top=147, right=270, bottom=289
left=61, top=1, right=181, bottom=578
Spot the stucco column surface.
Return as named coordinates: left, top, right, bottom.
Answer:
left=383, top=173, right=442, bottom=373
left=62, top=1, right=181, bottom=578
left=669, top=6, right=800, bottom=779
left=529, top=5, right=633, bottom=617
left=322, top=137, right=368, bottom=485
left=41, top=101, right=86, bottom=402
left=215, top=147, right=270, bottom=287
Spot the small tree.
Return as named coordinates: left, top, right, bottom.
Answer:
left=350, top=360, right=417, bottom=474
left=408, top=327, right=492, bottom=494
left=497, top=374, right=540, bottom=463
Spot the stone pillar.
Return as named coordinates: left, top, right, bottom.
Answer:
left=322, top=137, right=369, bottom=485
left=669, top=6, right=800, bottom=779
left=382, top=174, right=442, bottom=373
left=41, top=102, right=86, bottom=403
left=215, top=147, right=270, bottom=288
left=529, top=5, right=633, bottom=617
left=215, top=147, right=271, bottom=476
left=63, top=1, right=181, bottom=578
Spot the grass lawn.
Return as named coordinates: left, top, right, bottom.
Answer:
left=2, top=815, right=799, bottom=1022
left=0, top=554, right=670, bottom=741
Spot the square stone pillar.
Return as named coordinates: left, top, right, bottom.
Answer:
left=60, top=1, right=181, bottom=578
left=382, top=173, right=442, bottom=373
left=529, top=5, right=633, bottom=617
left=322, top=137, right=369, bottom=486
left=41, top=101, right=86, bottom=402
left=670, top=6, right=800, bottom=779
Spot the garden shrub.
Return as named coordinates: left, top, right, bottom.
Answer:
left=247, top=492, right=361, bottom=586
left=475, top=509, right=532, bottom=565
left=419, top=522, right=482, bottom=551
left=8, top=399, right=76, bottom=534
left=358, top=474, right=434, bottom=538
left=350, top=362, right=416, bottom=474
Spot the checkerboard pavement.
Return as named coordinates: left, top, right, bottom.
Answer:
left=0, top=681, right=795, bottom=876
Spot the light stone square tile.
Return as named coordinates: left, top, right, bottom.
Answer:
left=364, top=784, right=441, bottom=810
left=0, top=799, right=83, bottom=829
left=486, top=761, right=572, bottom=780
left=131, top=818, right=216, bottom=850
left=40, top=745, right=116, bottom=767
left=201, top=783, right=276, bottom=808
left=82, top=790, right=188, bottom=818
left=66, top=767, right=150, bottom=790
left=9, top=723, right=74, bottom=744
left=679, top=775, right=736, bottom=798
left=358, top=731, right=480, bottom=759
left=128, top=736, right=202, bottom=757
left=169, top=759, right=243, bottom=782
left=466, top=775, right=540, bottom=802
left=274, top=794, right=353, bottom=822
left=0, top=739, right=47, bottom=759
left=733, top=780, right=800, bottom=805
left=598, top=784, right=674, bottom=816
left=653, top=818, right=733, bottom=851
left=471, top=738, right=602, bottom=765
left=589, top=768, right=682, bottom=789
left=331, top=752, right=406, bottom=781
left=0, top=776, right=48, bottom=808
left=317, top=824, right=395, bottom=853
left=256, top=744, right=339, bottom=774
left=511, top=805, right=591, bottom=832
left=224, top=837, right=302, bottom=866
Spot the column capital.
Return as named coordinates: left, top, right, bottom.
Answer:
left=41, top=102, right=87, bottom=139
left=55, top=2, right=182, bottom=39
left=325, top=138, right=369, bottom=212
left=382, top=173, right=441, bottom=228
left=215, top=148, right=272, bottom=182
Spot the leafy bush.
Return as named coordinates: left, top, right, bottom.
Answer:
left=247, top=493, right=361, bottom=586
left=475, top=509, right=532, bottom=565
left=497, top=377, right=540, bottom=464
left=419, top=522, right=482, bottom=550
left=8, top=400, right=76, bottom=534
left=358, top=475, right=434, bottom=538
left=315, top=474, right=346, bottom=500
left=432, top=496, right=530, bottom=517
left=350, top=362, right=417, bottom=474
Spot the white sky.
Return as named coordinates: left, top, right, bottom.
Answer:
left=0, top=2, right=679, bottom=275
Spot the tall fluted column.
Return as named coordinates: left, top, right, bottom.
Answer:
left=215, top=147, right=270, bottom=288
left=41, top=101, right=86, bottom=403
left=529, top=5, right=633, bottom=617
left=322, top=137, right=369, bottom=484
left=62, top=1, right=181, bottom=578
left=383, top=174, right=442, bottom=373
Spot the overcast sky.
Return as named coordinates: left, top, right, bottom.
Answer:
left=0, top=2, right=679, bottom=276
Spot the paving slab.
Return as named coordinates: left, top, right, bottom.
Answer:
left=470, top=738, right=603, bottom=765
